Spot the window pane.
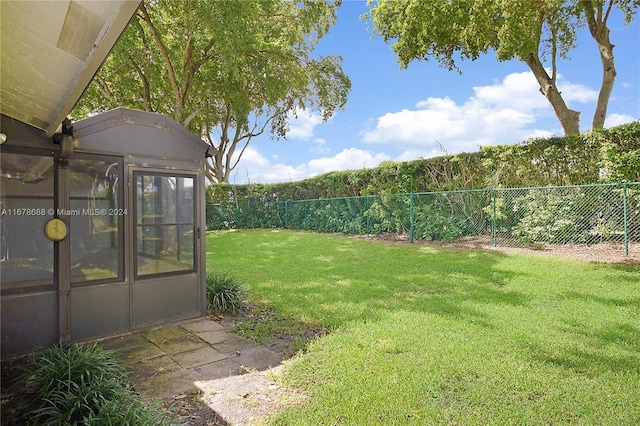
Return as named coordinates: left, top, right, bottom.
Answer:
left=135, top=172, right=195, bottom=277
left=0, top=152, right=54, bottom=289
left=178, top=224, right=194, bottom=266
left=69, top=155, right=122, bottom=282
left=136, top=225, right=194, bottom=275
left=137, top=175, right=180, bottom=224
left=177, top=177, right=194, bottom=223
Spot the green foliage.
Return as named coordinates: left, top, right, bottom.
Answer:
left=206, top=271, right=246, bottom=313
left=205, top=123, right=640, bottom=205
left=413, top=194, right=480, bottom=242
left=81, top=398, right=175, bottom=426
left=589, top=120, right=640, bottom=182
left=208, top=182, right=639, bottom=252
left=364, top=195, right=410, bottom=235
left=73, top=0, right=350, bottom=183
left=295, top=198, right=368, bottom=234
left=13, top=343, right=178, bottom=426
left=21, top=343, right=126, bottom=424
left=414, top=205, right=469, bottom=242
left=365, top=0, right=637, bottom=134
left=511, top=189, right=587, bottom=244
left=206, top=201, right=237, bottom=229
left=481, top=134, right=601, bottom=187
left=205, top=124, right=640, bottom=249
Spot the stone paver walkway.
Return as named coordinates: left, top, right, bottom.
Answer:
left=99, top=317, right=284, bottom=401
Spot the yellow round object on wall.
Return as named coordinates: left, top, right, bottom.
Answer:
left=44, top=218, right=67, bottom=242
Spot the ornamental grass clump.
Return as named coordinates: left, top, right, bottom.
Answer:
left=11, top=343, right=178, bottom=426
left=206, top=271, right=246, bottom=313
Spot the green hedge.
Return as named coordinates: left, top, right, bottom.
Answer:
left=206, top=121, right=640, bottom=204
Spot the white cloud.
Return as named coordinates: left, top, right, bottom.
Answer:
left=605, top=113, right=637, bottom=127
left=236, top=146, right=270, bottom=167
left=286, top=111, right=323, bottom=140
left=557, top=81, right=599, bottom=103
left=232, top=147, right=390, bottom=184
left=229, top=147, right=306, bottom=184
left=471, top=72, right=549, bottom=111
left=361, top=71, right=598, bottom=157
left=310, top=138, right=331, bottom=154
left=307, top=148, right=391, bottom=176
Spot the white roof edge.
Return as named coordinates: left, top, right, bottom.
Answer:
left=46, top=0, right=142, bottom=137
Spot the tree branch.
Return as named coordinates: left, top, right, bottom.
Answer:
left=582, top=0, right=617, bottom=129
left=183, top=105, right=200, bottom=129
left=127, top=54, right=152, bottom=111
left=94, top=75, right=116, bottom=103
left=138, top=3, right=182, bottom=120
left=525, top=52, right=580, bottom=135
left=226, top=110, right=278, bottom=178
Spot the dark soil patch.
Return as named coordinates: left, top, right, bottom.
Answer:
left=1, top=356, right=32, bottom=426
left=214, top=303, right=330, bottom=359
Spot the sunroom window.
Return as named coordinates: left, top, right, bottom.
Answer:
left=135, top=173, right=195, bottom=277
left=69, top=154, right=123, bottom=284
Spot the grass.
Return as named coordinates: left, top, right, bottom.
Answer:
left=206, top=229, right=640, bottom=425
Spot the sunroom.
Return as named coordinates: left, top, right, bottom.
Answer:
left=0, top=0, right=209, bottom=356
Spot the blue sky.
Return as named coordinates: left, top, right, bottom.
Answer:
left=230, top=1, right=640, bottom=184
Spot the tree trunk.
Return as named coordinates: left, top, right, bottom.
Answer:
left=582, top=0, right=616, bottom=129
left=524, top=53, right=581, bottom=136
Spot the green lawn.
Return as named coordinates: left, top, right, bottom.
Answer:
left=206, top=229, right=640, bottom=425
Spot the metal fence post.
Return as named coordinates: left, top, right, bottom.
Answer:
left=623, top=182, right=629, bottom=257
left=410, top=192, right=415, bottom=244
left=492, top=189, right=497, bottom=247
left=366, top=196, right=370, bottom=235
left=284, top=200, right=288, bottom=228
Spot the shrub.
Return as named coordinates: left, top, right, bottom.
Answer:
left=364, top=195, right=410, bottom=234
left=414, top=202, right=473, bottom=242
left=511, top=189, right=587, bottom=244
left=206, top=271, right=246, bottom=313
left=13, top=343, right=179, bottom=426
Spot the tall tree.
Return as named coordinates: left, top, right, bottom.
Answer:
left=366, top=0, right=638, bottom=136
left=73, top=0, right=351, bottom=183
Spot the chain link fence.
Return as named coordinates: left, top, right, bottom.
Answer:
left=207, top=182, right=640, bottom=259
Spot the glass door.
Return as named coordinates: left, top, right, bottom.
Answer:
left=134, top=172, right=195, bottom=278
left=131, top=170, right=200, bottom=328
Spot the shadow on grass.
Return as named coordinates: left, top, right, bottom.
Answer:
left=526, top=340, right=640, bottom=375
left=249, top=239, right=528, bottom=331
left=561, top=290, right=640, bottom=308
left=521, top=316, right=640, bottom=377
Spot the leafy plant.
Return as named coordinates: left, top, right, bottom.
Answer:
left=206, top=271, right=246, bottom=313
left=364, top=195, right=410, bottom=235
left=511, top=189, right=587, bottom=244
left=414, top=202, right=473, bottom=242
left=12, top=343, right=179, bottom=426
left=205, top=123, right=639, bottom=209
